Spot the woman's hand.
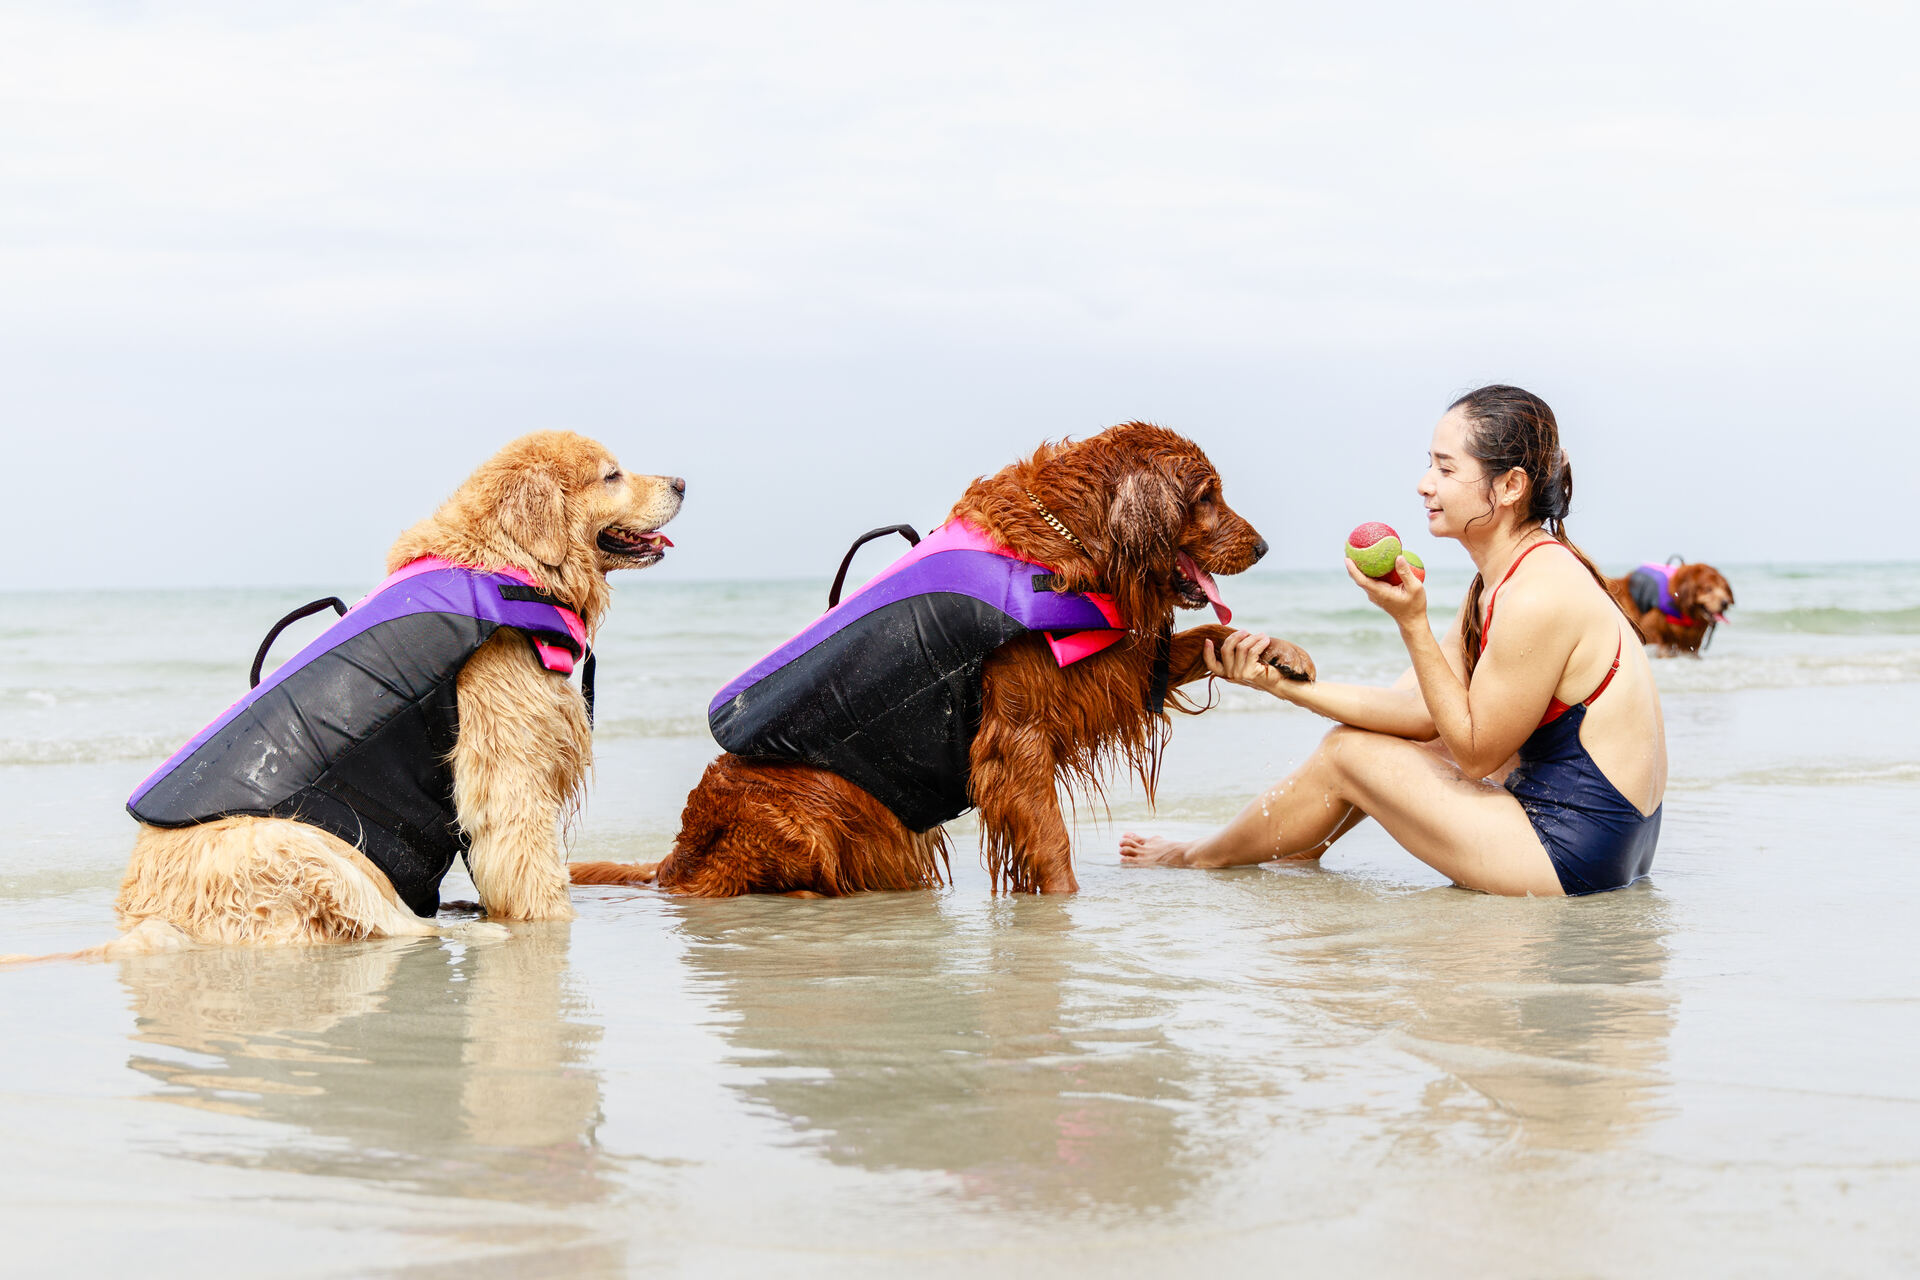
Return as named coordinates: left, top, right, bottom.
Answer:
left=1346, top=556, right=1428, bottom=629
left=1203, top=630, right=1295, bottom=698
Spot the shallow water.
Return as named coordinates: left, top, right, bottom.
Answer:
left=3, top=565, right=1918, bottom=1276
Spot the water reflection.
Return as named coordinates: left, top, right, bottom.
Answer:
left=672, top=893, right=1203, bottom=1214
left=1273, top=877, right=1677, bottom=1153
left=116, top=925, right=613, bottom=1206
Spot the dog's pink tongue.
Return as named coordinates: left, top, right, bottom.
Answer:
left=1712, top=612, right=1729, bottom=625
left=1178, top=552, right=1232, bottom=624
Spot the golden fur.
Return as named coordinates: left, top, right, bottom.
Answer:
left=19, top=432, right=682, bottom=962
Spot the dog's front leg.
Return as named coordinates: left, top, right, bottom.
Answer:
left=452, top=635, right=587, bottom=921
left=1167, top=624, right=1315, bottom=686
left=971, top=662, right=1076, bottom=895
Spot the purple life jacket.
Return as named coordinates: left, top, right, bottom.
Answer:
left=708, top=521, right=1132, bottom=832
left=1626, top=562, right=1696, bottom=626
left=127, top=558, right=590, bottom=917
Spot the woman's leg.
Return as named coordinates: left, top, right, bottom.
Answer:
left=1120, top=727, right=1563, bottom=896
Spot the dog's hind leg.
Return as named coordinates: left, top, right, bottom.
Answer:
left=118, top=818, right=497, bottom=946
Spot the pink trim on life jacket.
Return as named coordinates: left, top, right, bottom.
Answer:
left=847, top=521, right=1128, bottom=667
left=387, top=557, right=588, bottom=672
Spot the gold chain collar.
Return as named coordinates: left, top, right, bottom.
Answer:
left=1024, top=489, right=1088, bottom=555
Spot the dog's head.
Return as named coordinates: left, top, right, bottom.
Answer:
left=390, top=431, right=683, bottom=627
left=967, top=422, right=1266, bottom=632
left=1669, top=561, right=1734, bottom=626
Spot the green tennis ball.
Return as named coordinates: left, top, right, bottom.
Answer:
left=1345, top=522, right=1402, bottom=578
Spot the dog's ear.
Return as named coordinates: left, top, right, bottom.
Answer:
left=1672, top=565, right=1700, bottom=613
left=498, top=466, right=569, bottom=567
left=1106, top=467, right=1183, bottom=573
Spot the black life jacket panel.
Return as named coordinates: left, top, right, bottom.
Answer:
left=127, top=558, right=588, bottom=917
left=708, top=521, right=1125, bottom=832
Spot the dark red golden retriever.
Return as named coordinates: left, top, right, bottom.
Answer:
left=572, top=422, right=1314, bottom=897
left=1605, top=558, right=1736, bottom=656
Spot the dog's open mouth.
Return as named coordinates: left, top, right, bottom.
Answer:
left=1174, top=552, right=1232, bottom=624
left=597, top=525, right=673, bottom=562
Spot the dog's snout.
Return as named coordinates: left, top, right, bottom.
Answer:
left=670, top=476, right=686, bottom=496
left=1251, top=538, right=1269, bottom=563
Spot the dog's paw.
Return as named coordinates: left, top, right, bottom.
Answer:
left=1262, top=641, right=1316, bottom=683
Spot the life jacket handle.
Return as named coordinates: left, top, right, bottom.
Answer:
left=250, top=597, right=349, bottom=688
left=828, top=525, right=921, bottom=608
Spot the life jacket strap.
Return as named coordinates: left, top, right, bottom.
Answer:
left=250, top=597, right=349, bottom=689
left=829, top=525, right=923, bottom=608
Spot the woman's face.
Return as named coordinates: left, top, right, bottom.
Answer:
left=1416, top=408, right=1496, bottom=542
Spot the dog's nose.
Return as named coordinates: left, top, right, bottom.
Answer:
left=1251, top=538, right=1269, bottom=563
left=670, top=476, right=686, bottom=496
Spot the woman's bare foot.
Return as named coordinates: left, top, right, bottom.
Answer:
left=1117, top=832, right=1197, bottom=867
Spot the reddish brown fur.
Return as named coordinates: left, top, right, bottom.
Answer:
left=571, top=422, right=1314, bottom=899
left=1604, top=561, right=1735, bottom=656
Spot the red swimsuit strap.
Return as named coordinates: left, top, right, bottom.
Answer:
left=1478, top=538, right=1564, bottom=650
left=1477, top=540, right=1624, bottom=725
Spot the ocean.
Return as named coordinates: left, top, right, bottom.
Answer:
left=2, top=562, right=1917, bottom=1276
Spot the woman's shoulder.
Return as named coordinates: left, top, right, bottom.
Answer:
left=1506, top=543, right=1615, bottom=617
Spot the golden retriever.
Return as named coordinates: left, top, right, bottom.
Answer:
left=45, top=432, right=680, bottom=959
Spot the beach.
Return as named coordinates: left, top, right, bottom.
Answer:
left=3, top=563, right=1918, bottom=1276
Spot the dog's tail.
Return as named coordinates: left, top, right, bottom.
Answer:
left=0, top=917, right=197, bottom=967
left=568, top=860, right=661, bottom=886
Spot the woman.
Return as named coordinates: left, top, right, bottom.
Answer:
left=1120, top=385, right=1665, bottom=896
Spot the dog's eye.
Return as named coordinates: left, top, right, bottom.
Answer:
left=604, top=470, right=623, bottom=484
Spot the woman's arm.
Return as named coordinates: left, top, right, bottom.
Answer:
left=1354, top=556, right=1572, bottom=778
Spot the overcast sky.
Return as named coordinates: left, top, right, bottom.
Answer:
left=2, top=0, right=1915, bottom=589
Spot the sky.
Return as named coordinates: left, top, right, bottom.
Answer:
left=1, top=0, right=1915, bottom=589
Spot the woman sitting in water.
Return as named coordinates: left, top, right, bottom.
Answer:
left=1120, top=385, right=1665, bottom=896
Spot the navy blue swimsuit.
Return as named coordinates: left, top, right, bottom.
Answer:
left=1480, top=542, right=1662, bottom=895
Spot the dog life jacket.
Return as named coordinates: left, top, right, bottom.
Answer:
left=1626, top=562, right=1697, bottom=626
left=708, top=520, right=1139, bottom=833
left=127, top=558, right=590, bottom=918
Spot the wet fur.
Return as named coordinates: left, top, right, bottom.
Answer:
left=570, top=422, right=1313, bottom=899
left=52, top=432, right=681, bottom=958
left=1605, top=561, right=1735, bottom=657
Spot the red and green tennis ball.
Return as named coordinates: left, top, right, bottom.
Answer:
left=1345, top=522, right=1426, bottom=586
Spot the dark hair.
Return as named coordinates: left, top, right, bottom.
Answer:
left=1451, top=385, right=1641, bottom=675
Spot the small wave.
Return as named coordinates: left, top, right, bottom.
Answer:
left=591, top=713, right=713, bottom=740
left=1653, top=649, right=1920, bottom=693
left=1742, top=606, right=1920, bottom=636
left=0, top=736, right=177, bottom=766
left=1671, top=762, right=1920, bottom=791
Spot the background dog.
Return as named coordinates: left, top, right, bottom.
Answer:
left=572, top=422, right=1313, bottom=898
left=103, top=431, right=682, bottom=953
left=1606, top=559, right=1735, bottom=656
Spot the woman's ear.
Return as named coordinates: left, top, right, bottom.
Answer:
left=498, top=466, right=568, bottom=567
left=1497, top=466, right=1529, bottom=511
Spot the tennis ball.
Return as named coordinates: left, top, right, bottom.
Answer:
left=1345, top=522, right=1402, bottom=578
left=1384, top=549, right=1426, bottom=587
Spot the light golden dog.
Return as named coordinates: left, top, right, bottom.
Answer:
left=70, top=432, right=681, bottom=958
